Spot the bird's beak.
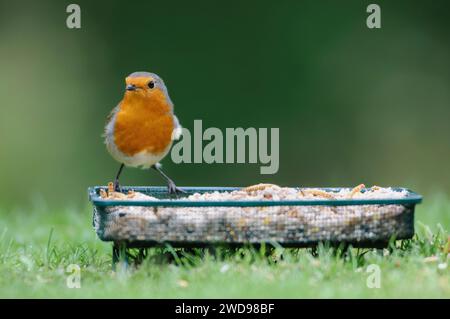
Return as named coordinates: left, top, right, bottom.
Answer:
left=126, top=84, right=137, bottom=91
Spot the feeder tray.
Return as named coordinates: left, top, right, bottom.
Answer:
left=88, top=186, right=422, bottom=261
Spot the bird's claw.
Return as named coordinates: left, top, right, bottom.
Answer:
left=113, top=181, right=121, bottom=193
left=167, top=181, right=186, bottom=195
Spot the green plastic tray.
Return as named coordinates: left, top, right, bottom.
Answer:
left=88, top=186, right=422, bottom=252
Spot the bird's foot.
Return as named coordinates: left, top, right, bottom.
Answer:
left=167, top=180, right=186, bottom=195
left=113, top=181, right=122, bottom=193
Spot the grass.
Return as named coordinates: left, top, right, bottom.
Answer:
left=0, top=194, right=448, bottom=298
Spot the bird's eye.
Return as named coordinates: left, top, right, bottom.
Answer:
left=148, top=81, right=155, bottom=89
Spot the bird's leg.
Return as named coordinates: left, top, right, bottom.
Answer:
left=113, top=163, right=125, bottom=192
left=151, top=164, right=185, bottom=195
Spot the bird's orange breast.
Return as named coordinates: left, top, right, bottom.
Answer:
left=113, top=89, right=174, bottom=156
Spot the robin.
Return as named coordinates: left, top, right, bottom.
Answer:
left=104, top=71, right=184, bottom=194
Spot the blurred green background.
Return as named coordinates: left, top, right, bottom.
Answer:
left=0, top=0, right=449, bottom=209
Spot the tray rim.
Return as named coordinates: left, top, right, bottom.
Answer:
left=88, top=186, right=423, bottom=207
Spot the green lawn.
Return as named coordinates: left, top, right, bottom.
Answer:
left=0, top=194, right=448, bottom=298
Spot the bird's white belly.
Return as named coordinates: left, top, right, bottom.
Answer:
left=106, top=138, right=172, bottom=168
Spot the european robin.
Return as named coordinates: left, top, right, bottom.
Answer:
left=104, top=71, right=183, bottom=194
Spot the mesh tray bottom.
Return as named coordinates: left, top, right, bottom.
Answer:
left=93, top=204, right=415, bottom=246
